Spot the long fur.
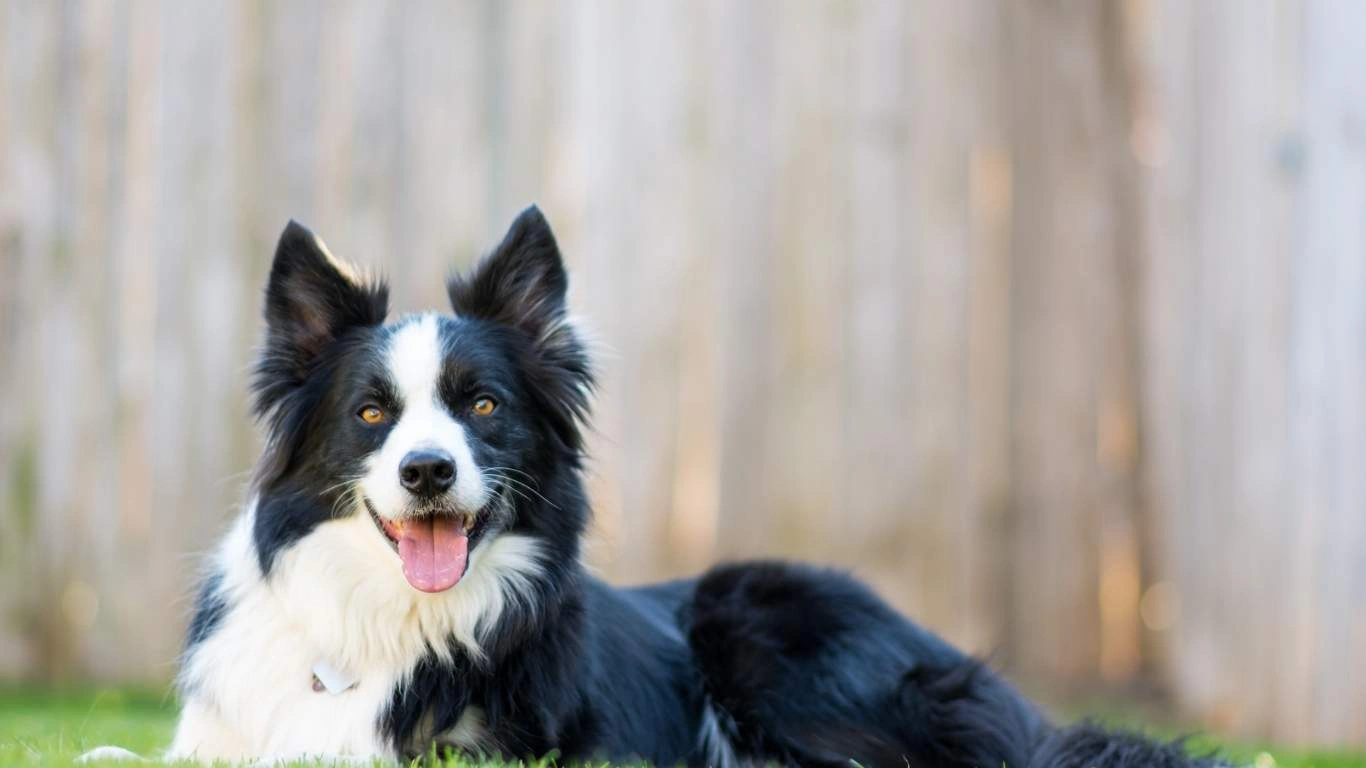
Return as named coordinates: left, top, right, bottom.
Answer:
left=160, top=206, right=1230, bottom=767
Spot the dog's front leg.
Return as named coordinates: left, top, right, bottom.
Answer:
left=165, top=698, right=257, bottom=762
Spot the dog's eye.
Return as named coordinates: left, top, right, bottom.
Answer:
left=472, top=397, right=497, bottom=416
left=358, top=405, right=387, bottom=424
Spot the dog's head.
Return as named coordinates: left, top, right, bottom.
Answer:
left=250, top=207, right=591, bottom=593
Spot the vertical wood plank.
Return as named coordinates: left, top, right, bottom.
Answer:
left=1006, top=0, right=1114, bottom=689
left=706, top=0, right=780, bottom=561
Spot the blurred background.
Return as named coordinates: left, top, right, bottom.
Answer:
left=0, top=0, right=1363, bottom=752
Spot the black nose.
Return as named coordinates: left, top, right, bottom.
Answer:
left=398, top=450, right=456, bottom=497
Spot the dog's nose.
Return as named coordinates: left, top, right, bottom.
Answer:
left=398, top=450, right=456, bottom=497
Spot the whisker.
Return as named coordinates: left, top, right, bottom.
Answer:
left=485, top=473, right=548, bottom=511
left=324, top=479, right=365, bottom=518
left=482, top=467, right=561, bottom=511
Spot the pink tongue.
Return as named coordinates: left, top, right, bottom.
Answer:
left=396, top=517, right=469, bottom=593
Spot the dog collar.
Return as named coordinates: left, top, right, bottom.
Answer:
left=310, top=659, right=358, bottom=695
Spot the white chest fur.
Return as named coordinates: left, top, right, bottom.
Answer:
left=168, top=505, right=542, bottom=762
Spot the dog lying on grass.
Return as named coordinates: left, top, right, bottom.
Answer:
left=88, top=207, right=1228, bottom=767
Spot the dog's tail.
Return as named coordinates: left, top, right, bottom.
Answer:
left=885, top=662, right=1236, bottom=768
left=878, top=663, right=1233, bottom=768
left=1028, top=720, right=1231, bottom=768
left=887, top=662, right=1233, bottom=768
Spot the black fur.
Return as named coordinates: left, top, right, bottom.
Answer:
left=1030, top=723, right=1228, bottom=768
left=447, top=205, right=594, bottom=457
left=254, top=220, right=389, bottom=420
left=183, top=571, right=227, bottom=651
left=250, top=221, right=392, bottom=571
left=216, top=206, right=1229, bottom=767
left=685, top=562, right=1047, bottom=767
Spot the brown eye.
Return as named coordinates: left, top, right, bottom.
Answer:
left=472, top=397, right=497, bottom=416
left=359, top=405, right=386, bottom=424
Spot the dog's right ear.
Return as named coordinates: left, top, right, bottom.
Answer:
left=255, top=221, right=388, bottom=411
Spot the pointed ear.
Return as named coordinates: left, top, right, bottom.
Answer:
left=260, top=220, right=388, bottom=382
left=447, top=205, right=568, bottom=340
left=449, top=206, right=594, bottom=451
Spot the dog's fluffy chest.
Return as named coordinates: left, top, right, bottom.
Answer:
left=173, top=591, right=403, bottom=759
left=168, top=506, right=540, bottom=761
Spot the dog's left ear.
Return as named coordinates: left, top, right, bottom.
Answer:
left=448, top=205, right=569, bottom=341
left=450, top=206, right=593, bottom=447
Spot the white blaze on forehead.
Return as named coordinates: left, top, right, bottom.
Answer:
left=389, top=314, right=445, bottom=394
left=361, top=314, right=487, bottom=518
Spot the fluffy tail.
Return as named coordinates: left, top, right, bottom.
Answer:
left=886, top=664, right=1231, bottom=768
left=1029, top=721, right=1231, bottom=768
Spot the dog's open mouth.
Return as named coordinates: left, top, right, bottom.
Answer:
left=365, top=499, right=476, bottom=594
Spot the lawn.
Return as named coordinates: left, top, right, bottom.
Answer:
left=0, top=689, right=529, bottom=768
left=1, top=687, right=1360, bottom=767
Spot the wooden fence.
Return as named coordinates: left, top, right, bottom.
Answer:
left=0, top=0, right=1362, bottom=747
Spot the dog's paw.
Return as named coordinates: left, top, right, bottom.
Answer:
left=77, top=746, right=146, bottom=763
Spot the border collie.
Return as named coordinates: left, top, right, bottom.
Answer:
left=143, top=208, right=1224, bottom=766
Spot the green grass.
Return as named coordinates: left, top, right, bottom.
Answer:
left=1182, top=734, right=1365, bottom=768
left=0, top=688, right=547, bottom=767
left=0, top=688, right=175, bottom=767
left=1, top=688, right=1361, bottom=767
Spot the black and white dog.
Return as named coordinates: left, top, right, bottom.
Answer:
left=161, top=208, right=1225, bottom=766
